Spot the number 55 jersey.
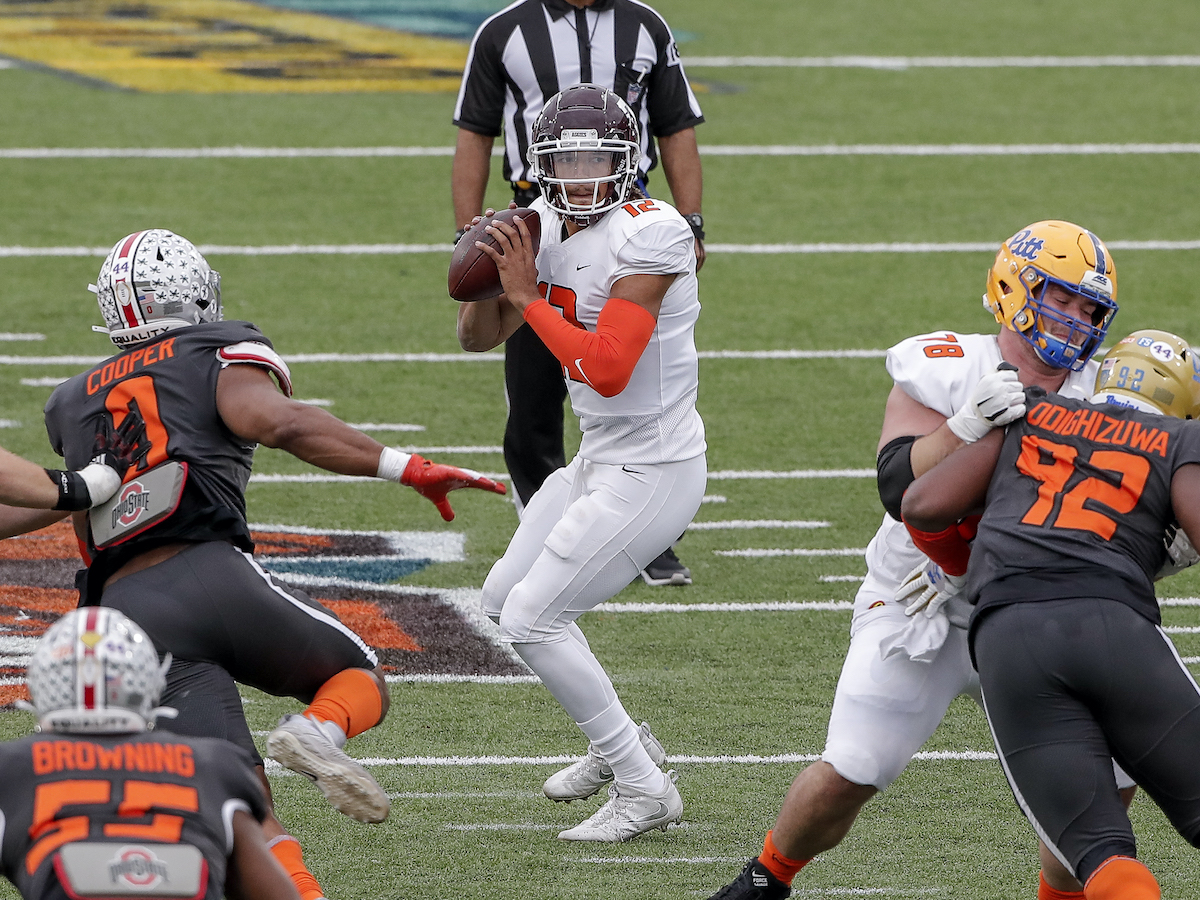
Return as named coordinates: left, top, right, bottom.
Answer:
left=0, top=731, right=266, bottom=900
left=969, top=385, right=1200, bottom=627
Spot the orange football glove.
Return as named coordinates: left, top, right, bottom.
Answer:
left=401, top=454, right=506, bottom=521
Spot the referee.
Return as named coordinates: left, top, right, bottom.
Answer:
left=451, top=0, right=705, bottom=587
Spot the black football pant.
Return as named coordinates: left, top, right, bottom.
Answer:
left=975, top=598, right=1200, bottom=884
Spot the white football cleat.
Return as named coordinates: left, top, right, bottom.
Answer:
left=557, top=772, right=682, bottom=842
left=543, top=722, right=668, bottom=802
left=267, top=714, right=390, bottom=824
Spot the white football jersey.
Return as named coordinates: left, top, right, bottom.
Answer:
left=854, top=330, right=1100, bottom=620
left=530, top=195, right=705, bottom=465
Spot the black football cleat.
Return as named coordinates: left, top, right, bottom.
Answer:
left=706, top=858, right=791, bottom=900
left=640, top=547, right=692, bottom=586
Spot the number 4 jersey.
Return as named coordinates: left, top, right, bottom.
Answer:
left=969, top=385, right=1200, bottom=626
left=44, top=321, right=289, bottom=601
left=0, top=732, right=266, bottom=900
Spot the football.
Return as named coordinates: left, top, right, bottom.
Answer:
left=447, top=207, right=542, bottom=302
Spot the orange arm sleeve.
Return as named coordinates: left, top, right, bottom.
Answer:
left=521, top=297, right=657, bottom=397
left=903, top=521, right=972, bottom=576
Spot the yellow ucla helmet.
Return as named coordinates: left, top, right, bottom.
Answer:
left=984, top=220, right=1118, bottom=371
left=1094, top=330, right=1200, bottom=419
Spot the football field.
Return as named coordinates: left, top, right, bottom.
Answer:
left=3, top=1, right=1200, bottom=897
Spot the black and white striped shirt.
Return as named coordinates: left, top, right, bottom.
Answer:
left=453, top=0, right=704, bottom=187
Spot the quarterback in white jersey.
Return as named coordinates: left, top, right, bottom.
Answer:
left=457, top=84, right=705, bottom=843
left=705, top=221, right=1130, bottom=900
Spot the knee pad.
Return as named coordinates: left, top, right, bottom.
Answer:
left=497, top=582, right=547, bottom=644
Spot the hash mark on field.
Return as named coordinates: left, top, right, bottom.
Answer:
left=701, top=495, right=726, bottom=503
left=820, top=575, right=864, bottom=582
left=347, top=422, right=425, bottom=431
left=0, top=333, right=43, bottom=341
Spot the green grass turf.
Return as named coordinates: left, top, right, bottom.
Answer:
left=3, top=1, right=1200, bottom=897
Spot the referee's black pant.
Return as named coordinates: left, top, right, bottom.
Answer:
left=974, top=597, right=1200, bottom=884
left=504, top=182, right=567, bottom=507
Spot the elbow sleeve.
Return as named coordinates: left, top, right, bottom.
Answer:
left=877, top=435, right=917, bottom=521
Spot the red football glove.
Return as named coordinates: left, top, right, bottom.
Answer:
left=401, top=454, right=506, bottom=521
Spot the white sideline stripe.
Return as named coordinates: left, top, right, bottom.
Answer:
left=0, top=333, right=43, bottom=341
left=3, top=241, right=1200, bottom=258
left=346, top=422, right=425, bottom=432
left=1160, top=597, right=1200, bottom=606
left=446, top=823, right=557, bottom=831
left=709, top=469, right=876, bottom=479
left=1163, top=626, right=1200, bottom=633
left=687, top=519, right=830, bottom=530
left=682, top=55, right=1200, bottom=68
left=716, top=548, right=868, bottom=557
left=596, top=601, right=853, bottom=612
left=10, top=142, right=1200, bottom=160
left=821, top=575, right=865, bottom=582
left=354, top=750, right=995, bottom=766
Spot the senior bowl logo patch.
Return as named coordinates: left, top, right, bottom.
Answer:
left=0, top=521, right=524, bottom=710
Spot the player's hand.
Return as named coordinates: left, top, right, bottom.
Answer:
left=477, top=214, right=540, bottom=310
left=946, top=362, right=1026, bottom=444
left=1157, top=523, right=1200, bottom=579
left=90, top=410, right=149, bottom=481
left=896, top=559, right=967, bottom=618
left=400, top=454, right=506, bottom=521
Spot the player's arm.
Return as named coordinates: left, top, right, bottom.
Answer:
left=656, top=127, right=705, bottom=271
left=216, top=364, right=504, bottom=520
left=1170, top=463, right=1200, bottom=552
left=457, top=293, right=525, bottom=352
left=452, top=128, right=496, bottom=233
left=225, top=809, right=301, bottom=900
left=0, top=506, right=66, bottom=539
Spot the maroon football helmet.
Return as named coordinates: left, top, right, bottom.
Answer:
left=527, top=83, right=641, bottom=225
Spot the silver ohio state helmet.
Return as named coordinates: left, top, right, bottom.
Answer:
left=91, top=229, right=222, bottom=349
left=25, top=608, right=170, bottom=734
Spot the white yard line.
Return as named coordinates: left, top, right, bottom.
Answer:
left=682, top=55, right=1200, bottom=68
left=687, top=520, right=830, bottom=530
left=351, top=749, right=995, bottom=766
left=7, top=143, right=1200, bottom=160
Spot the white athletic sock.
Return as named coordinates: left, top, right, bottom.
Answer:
left=578, top=700, right=667, bottom=796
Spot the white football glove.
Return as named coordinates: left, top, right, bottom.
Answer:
left=896, top=559, right=968, bottom=618
left=946, top=363, right=1026, bottom=444
left=1157, top=523, right=1200, bottom=579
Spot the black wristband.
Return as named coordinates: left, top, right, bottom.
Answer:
left=46, top=468, right=91, bottom=511
left=454, top=226, right=468, bottom=244
left=683, top=213, right=705, bottom=243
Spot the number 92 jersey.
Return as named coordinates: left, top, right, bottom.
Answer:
left=969, top=386, right=1200, bottom=625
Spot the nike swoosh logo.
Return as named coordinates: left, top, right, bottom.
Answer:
left=574, top=358, right=595, bottom=388
left=622, top=465, right=645, bottom=475
left=576, top=264, right=590, bottom=270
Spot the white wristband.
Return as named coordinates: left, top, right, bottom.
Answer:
left=377, top=447, right=413, bottom=483
left=78, top=463, right=122, bottom=507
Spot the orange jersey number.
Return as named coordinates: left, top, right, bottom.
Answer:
left=103, top=375, right=170, bottom=476
left=28, top=779, right=198, bottom=874
left=1016, top=435, right=1150, bottom=539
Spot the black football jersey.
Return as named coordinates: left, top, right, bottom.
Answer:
left=969, top=387, right=1200, bottom=625
left=0, top=732, right=265, bottom=900
left=44, top=322, right=274, bottom=598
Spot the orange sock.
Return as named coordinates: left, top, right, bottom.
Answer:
left=1039, top=870, right=1085, bottom=900
left=267, top=834, right=324, bottom=900
left=758, top=830, right=810, bottom=885
left=303, top=669, right=383, bottom=739
left=1084, top=856, right=1160, bottom=900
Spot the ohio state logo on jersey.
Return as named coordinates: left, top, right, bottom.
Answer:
left=112, top=480, right=151, bottom=529
left=109, top=846, right=169, bottom=889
